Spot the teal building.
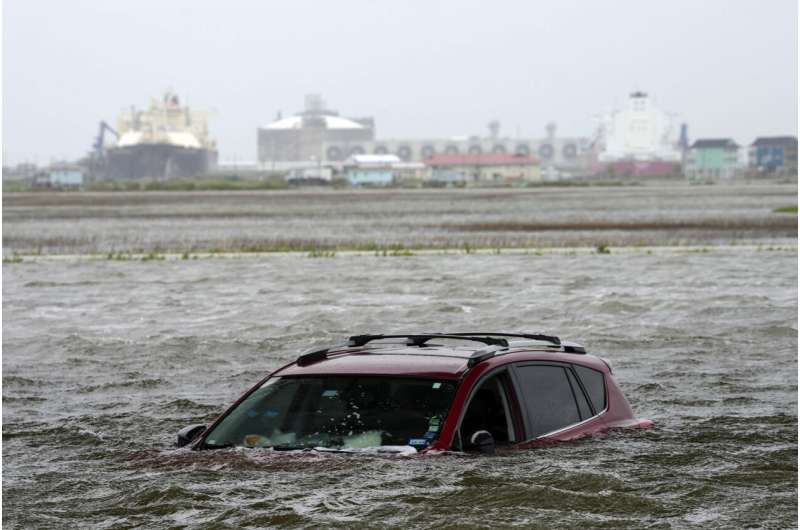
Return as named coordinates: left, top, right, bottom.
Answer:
left=685, top=139, right=739, bottom=181
left=48, top=167, right=84, bottom=187
left=344, top=167, right=394, bottom=186
left=343, top=154, right=398, bottom=186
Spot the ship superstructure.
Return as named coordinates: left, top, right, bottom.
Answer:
left=596, top=92, right=680, bottom=162
left=104, top=90, right=217, bottom=179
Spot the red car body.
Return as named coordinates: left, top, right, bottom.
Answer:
left=186, top=334, right=652, bottom=452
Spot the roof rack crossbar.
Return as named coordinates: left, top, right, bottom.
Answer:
left=442, top=332, right=561, bottom=346
left=347, top=334, right=509, bottom=348
left=295, top=333, right=579, bottom=367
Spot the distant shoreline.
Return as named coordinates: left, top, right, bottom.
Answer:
left=4, top=184, right=796, bottom=257
left=2, top=177, right=797, bottom=194
left=4, top=243, right=797, bottom=264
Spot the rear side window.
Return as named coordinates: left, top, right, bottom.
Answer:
left=574, top=365, right=607, bottom=412
left=565, top=369, right=592, bottom=420
left=514, top=365, right=581, bottom=438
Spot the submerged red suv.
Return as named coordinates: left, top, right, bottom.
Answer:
left=177, top=333, right=652, bottom=453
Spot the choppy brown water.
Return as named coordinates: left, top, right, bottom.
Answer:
left=3, top=249, right=797, bottom=528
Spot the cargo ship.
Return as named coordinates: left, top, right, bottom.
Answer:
left=103, top=91, right=217, bottom=180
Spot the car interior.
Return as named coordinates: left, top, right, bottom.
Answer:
left=459, top=373, right=515, bottom=448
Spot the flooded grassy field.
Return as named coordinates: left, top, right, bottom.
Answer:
left=3, top=184, right=797, bottom=254
left=3, top=185, right=798, bottom=528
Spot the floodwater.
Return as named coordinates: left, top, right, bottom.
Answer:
left=3, top=184, right=797, bottom=254
left=3, top=248, right=797, bottom=528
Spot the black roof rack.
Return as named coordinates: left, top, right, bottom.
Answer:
left=438, top=332, right=561, bottom=346
left=466, top=345, right=507, bottom=367
left=294, top=332, right=581, bottom=367
left=347, top=334, right=510, bottom=348
left=560, top=340, right=586, bottom=354
left=295, top=348, right=329, bottom=366
left=296, top=334, right=511, bottom=367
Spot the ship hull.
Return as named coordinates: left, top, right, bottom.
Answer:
left=105, top=144, right=217, bottom=180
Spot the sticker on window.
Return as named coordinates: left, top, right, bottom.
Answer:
left=432, top=382, right=442, bottom=389
left=321, top=390, right=338, bottom=398
left=428, top=416, right=441, bottom=432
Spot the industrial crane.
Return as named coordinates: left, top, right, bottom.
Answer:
left=86, top=121, right=119, bottom=180
left=93, top=121, right=118, bottom=156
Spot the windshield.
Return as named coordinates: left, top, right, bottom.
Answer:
left=203, top=376, right=457, bottom=451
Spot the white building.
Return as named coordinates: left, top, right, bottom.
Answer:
left=257, top=95, right=375, bottom=166
left=597, top=92, right=680, bottom=162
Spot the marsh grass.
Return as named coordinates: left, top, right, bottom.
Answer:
left=86, top=177, right=289, bottom=192
left=4, top=187, right=797, bottom=255
left=105, top=251, right=165, bottom=261
left=106, top=252, right=134, bottom=261
left=446, top=218, right=798, bottom=232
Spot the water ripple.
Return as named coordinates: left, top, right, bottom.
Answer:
left=3, top=250, right=796, bottom=528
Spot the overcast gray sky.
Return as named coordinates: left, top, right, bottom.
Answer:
left=3, top=0, right=797, bottom=165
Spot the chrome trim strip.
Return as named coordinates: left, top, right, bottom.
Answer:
left=534, top=407, right=610, bottom=439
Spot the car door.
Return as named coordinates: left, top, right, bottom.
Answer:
left=509, top=361, right=595, bottom=440
left=455, top=368, right=525, bottom=450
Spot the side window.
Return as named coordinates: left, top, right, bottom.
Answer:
left=459, top=373, right=516, bottom=446
left=565, top=368, right=592, bottom=420
left=514, top=364, right=581, bottom=438
left=574, top=365, right=607, bottom=412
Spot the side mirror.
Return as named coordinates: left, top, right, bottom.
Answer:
left=176, top=424, right=206, bottom=447
left=469, top=430, right=495, bottom=454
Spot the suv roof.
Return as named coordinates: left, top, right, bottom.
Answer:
left=275, top=333, right=600, bottom=379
